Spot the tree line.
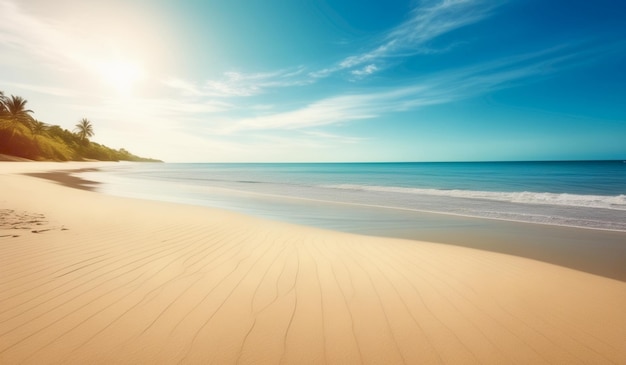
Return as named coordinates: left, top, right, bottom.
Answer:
left=0, top=90, right=160, bottom=162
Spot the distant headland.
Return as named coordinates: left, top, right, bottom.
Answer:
left=0, top=89, right=161, bottom=162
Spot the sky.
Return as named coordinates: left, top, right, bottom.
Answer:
left=1, top=0, right=625, bottom=162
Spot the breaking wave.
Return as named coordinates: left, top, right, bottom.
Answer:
left=323, top=184, right=626, bottom=210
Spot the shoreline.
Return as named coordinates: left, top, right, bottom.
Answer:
left=110, top=176, right=626, bottom=233
left=73, top=162, right=626, bottom=233
left=173, top=181, right=626, bottom=233
left=27, top=164, right=626, bottom=282
left=2, top=163, right=626, bottom=363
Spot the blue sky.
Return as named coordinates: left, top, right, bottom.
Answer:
left=1, top=0, right=625, bottom=162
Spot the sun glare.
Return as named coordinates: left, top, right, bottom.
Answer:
left=97, top=59, right=143, bottom=97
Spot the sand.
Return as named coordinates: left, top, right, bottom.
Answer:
left=1, top=163, right=625, bottom=364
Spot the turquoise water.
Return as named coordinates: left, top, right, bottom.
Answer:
left=81, top=161, right=626, bottom=232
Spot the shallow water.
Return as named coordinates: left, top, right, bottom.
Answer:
left=80, top=161, right=626, bottom=232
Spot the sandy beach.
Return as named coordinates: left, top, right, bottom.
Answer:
left=1, top=163, right=625, bottom=364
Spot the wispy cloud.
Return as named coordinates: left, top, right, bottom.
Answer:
left=69, top=97, right=232, bottom=124
left=351, top=64, right=379, bottom=78
left=222, top=44, right=598, bottom=133
left=221, top=93, right=380, bottom=133
left=164, top=67, right=311, bottom=98
left=312, top=0, right=499, bottom=79
left=1, top=81, right=78, bottom=97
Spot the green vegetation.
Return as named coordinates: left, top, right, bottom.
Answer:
left=74, top=118, right=94, bottom=144
left=0, top=90, right=161, bottom=162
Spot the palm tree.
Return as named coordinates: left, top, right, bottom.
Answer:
left=30, top=120, right=48, bottom=140
left=0, top=91, right=7, bottom=116
left=1, top=95, right=34, bottom=137
left=74, top=118, right=94, bottom=144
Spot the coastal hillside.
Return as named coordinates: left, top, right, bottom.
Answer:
left=0, top=90, right=160, bottom=162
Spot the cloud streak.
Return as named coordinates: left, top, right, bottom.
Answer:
left=165, top=0, right=500, bottom=98
left=164, top=67, right=311, bottom=98
left=1, top=81, right=78, bottom=97
left=312, top=0, right=499, bottom=79
left=222, top=44, right=599, bottom=133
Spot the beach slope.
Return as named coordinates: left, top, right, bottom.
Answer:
left=1, top=165, right=625, bottom=364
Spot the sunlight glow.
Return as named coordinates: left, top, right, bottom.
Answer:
left=97, top=59, right=144, bottom=96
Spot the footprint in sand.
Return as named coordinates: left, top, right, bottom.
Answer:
left=0, top=209, right=68, bottom=235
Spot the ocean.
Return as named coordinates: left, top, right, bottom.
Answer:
left=79, top=161, right=626, bottom=234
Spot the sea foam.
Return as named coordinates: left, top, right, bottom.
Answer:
left=323, top=184, right=626, bottom=210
